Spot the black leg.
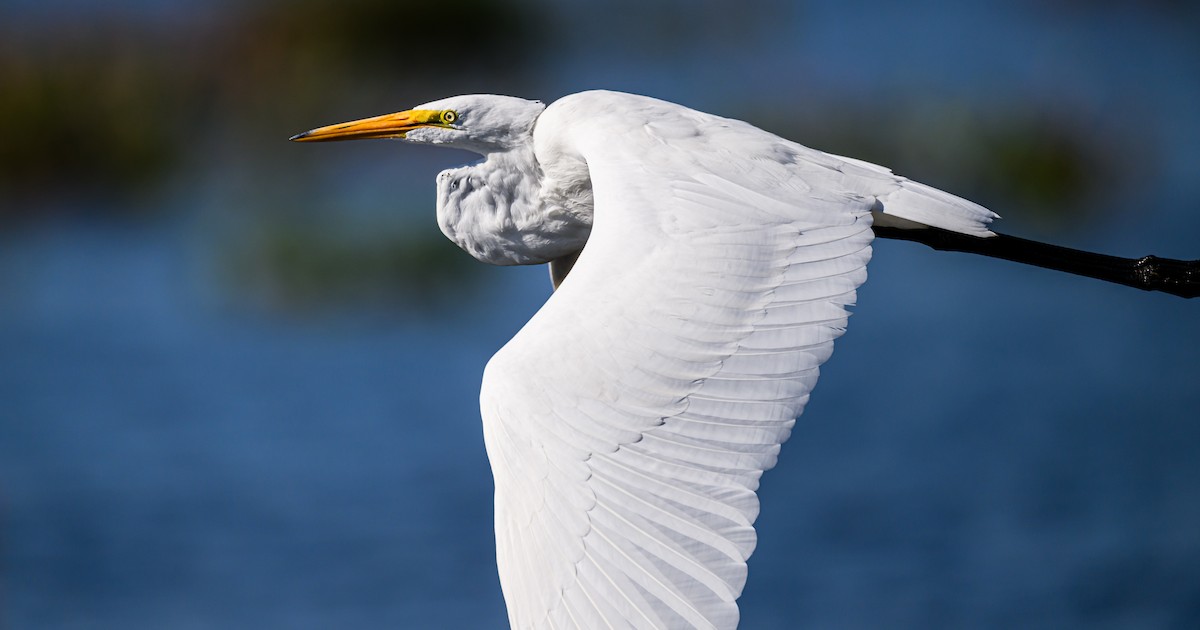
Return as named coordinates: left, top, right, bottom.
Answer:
left=872, top=226, right=1200, bottom=299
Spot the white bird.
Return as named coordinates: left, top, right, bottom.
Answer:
left=291, top=90, right=1197, bottom=629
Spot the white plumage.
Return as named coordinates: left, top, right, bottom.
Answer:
left=292, top=90, right=997, bottom=629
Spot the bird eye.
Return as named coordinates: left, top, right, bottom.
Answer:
left=442, top=110, right=458, bottom=124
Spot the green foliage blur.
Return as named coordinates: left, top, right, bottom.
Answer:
left=0, top=0, right=549, bottom=310
left=0, top=0, right=541, bottom=211
left=0, top=0, right=1138, bottom=311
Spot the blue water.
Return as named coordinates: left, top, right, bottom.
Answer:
left=4, top=207, right=1198, bottom=628
left=1, top=220, right=528, bottom=628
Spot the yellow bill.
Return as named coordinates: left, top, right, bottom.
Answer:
left=289, top=109, right=449, bottom=142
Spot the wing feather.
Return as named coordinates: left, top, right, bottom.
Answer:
left=478, top=92, right=988, bottom=628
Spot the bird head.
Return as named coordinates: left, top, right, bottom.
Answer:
left=290, top=94, right=545, bottom=154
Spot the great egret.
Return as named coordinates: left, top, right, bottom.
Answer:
left=291, top=91, right=1197, bottom=629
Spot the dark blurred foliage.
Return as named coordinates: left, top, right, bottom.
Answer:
left=0, top=0, right=548, bottom=308
left=220, top=219, right=479, bottom=311
left=749, top=102, right=1128, bottom=230
left=0, top=0, right=543, bottom=217
left=0, top=0, right=1124, bottom=219
left=0, top=0, right=1168, bottom=308
left=256, top=0, right=541, bottom=70
left=545, top=0, right=799, bottom=53
left=0, top=18, right=193, bottom=212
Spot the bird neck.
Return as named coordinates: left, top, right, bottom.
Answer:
left=436, top=144, right=592, bottom=267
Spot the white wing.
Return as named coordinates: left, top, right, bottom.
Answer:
left=481, top=93, right=994, bottom=629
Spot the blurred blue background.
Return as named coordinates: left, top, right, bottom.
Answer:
left=2, top=1, right=1199, bottom=628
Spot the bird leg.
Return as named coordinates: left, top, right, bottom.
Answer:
left=872, top=225, right=1200, bottom=299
